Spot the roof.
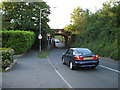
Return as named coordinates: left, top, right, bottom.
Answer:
left=70, top=48, right=89, bottom=50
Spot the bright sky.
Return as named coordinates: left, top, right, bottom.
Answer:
left=44, top=0, right=111, bottom=29
left=0, top=0, right=112, bottom=29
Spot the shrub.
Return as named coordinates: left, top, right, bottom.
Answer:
left=72, top=28, right=119, bottom=60
left=71, top=17, right=119, bottom=60
left=2, top=30, right=35, bottom=55
left=0, top=48, right=14, bottom=69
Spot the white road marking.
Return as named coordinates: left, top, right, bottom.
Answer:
left=47, top=56, right=73, bottom=88
left=100, top=65, right=120, bottom=73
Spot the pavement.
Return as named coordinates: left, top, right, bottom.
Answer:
left=2, top=50, right=68, bottom=88
left=2, top=49, right=119, bottom=89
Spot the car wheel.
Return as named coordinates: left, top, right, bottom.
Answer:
left=69, top=61, right=76, bottom=70
left=62, top=58, right=66, bottom=65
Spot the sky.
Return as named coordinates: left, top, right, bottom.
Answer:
left=0, top=0, right=112, bottom=29
left=44, top=0, right=111, bottom=29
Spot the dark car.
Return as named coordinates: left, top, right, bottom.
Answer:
left=62, top=48, right=99, bottom=70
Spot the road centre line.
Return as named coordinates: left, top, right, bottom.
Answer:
left=47, top=56, right=73, bottom=88
left=100, top=65, right=120, bottom=73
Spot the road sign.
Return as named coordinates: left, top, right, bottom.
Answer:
left=38, top=34, right=42, bottom=39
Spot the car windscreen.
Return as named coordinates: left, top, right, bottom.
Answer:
left=74, top=49, right=92, bottom=55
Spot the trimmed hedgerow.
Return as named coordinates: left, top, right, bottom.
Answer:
left=2, top=30, right=35, bottom=55
left=0, top=48, right=14, bottom=69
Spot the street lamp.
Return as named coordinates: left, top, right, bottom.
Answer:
left=39, top=7, right=56, bottom=52
left=39, top=8, right=48, bottom=52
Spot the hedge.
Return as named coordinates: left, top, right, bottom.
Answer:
left=71, top=26, right=119, bottom=60
left=2, top=30, right=35, bottom=55
left=0, top=48, right=14, bottom=69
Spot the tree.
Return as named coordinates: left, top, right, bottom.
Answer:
left=64, top=7, right=90, bottom=34
left=70, top=0, right=119, bottom=60
left=2, top=1, right=51, bottom=49
left=64, top=24, right=81, bottom=34
left=112, top=1, right=120, bottom=27
left=2, top=2, right=50, bottom=33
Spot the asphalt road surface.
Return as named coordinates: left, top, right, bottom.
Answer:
left=48, top=49, right=119, bottom=88
left=2, top=49, right=119, bottom=89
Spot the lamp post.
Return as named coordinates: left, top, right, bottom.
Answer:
left=39, top=8, right=47, bottom=52
left=39, top=7, right=56, bottom=52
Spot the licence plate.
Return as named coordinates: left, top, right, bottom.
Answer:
left=84, top=57, right=92, bottom=60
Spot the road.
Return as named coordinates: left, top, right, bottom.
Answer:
left=48, top=49, right=119, bottom=88
left=2, top=49, right=119, bottom=89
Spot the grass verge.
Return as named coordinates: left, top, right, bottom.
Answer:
left=37, top=50, right=50, bottom=58
left=0, top=67, right=5, bottom=72
left=0, top=65, right=2, bottom=72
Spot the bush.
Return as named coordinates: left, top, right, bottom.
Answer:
left=0, top=48, right=14, bottom=69
left=71, top=17, right=119, bottom=60
left=71, top=28, right=119, bottom=60
left=2, top=30, right=35, bottom=55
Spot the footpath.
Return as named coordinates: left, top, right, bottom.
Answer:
left=2, top=51, right=67, bottom=88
